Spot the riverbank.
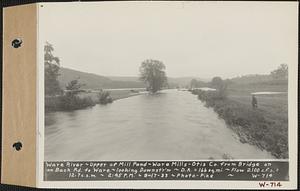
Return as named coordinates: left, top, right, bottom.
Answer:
left=191, top=88, right=288, bottom=159
left=46, top=89, right=145, bottom=112
left=110, top=90, right=144, bottom=101
left=78, top=89, right=144, bottom=102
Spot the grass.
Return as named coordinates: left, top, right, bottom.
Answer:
left=227, top=84, right=288, bottom=127
left=192, top=83, right=288, bottom=159
left=110, top=90, right=142, bottom=100
left=78, top=89, right=143, bottom=102
left=45, top=95, right=96, bottom=112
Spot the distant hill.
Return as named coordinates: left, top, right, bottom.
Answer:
left=58, top=67, right=210, bottom=89
left=228, top=74, right=288, bottom=91
left=168, top=77, right=210, bottom=87
left=58, top=68, right=145, bottom=89
left=108, top=76, right=140, bottom=82
left=229, top=74, right=273, bottom=84
left=109, top=76, right=210, bottom=88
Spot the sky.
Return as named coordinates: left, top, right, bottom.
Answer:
left=39, top=1, right=298, bottom=79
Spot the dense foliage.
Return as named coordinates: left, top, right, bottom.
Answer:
left=45, top=96, right=95, bottom=112
left=98, top=91, right=113, bottom=104
left=139, top=59, right=167, bottom=93
left=45, top=43, right=97, bottom=111
left=270, top=64, right=288, bottom=80
left=44, top=42, right=62, bottom=96
left=190, top=79, right=209, bottom=88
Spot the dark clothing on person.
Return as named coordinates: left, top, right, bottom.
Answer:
left=252, top=95, right=258, bottom=108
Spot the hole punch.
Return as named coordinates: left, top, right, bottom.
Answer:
left=12, top=38, right=23, bottom=48
left=12, top=142, right=22, bottom=151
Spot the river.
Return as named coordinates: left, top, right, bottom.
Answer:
left=45, top=89, right=273, bottom=161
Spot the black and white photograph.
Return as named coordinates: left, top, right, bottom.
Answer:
left=38, top=1, right=298, bottom=188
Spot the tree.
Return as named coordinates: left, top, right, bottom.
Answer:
left=59, top=78, right=95, bottom=110
left=211, top=76, right=227, bottom=99
left=45, top=42, right=62, bottom=96
left=270, top=64, right=288, bottom=80
left=211, top=76, right=223, bottom=89
left=139, top=59, right=167, bottom=93
left=190, top=79, right=198, bottom=89
left=65, top=78, right=85, bottom=97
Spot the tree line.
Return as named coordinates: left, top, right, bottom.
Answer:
left=45, top=42, right=113, bottom=112
left=45, top=42, right=168, bottom=111
left=190, top=64, right=288, bottom=89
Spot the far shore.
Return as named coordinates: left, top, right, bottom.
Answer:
left=45, top=88, right=152, bottom=113
left=111, top=91, right=144, bottom=101
left=78, top=89, right=147, bottom=102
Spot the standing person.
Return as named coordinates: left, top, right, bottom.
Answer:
left=252, top=95, right=258, bottom=109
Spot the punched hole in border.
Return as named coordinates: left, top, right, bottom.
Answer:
left=12, top=38, right=23, bottom=48
left=12, top=142, right=22, bottom=151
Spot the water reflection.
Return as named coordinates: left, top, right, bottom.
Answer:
left=251, top=91, right=287, bottom=95
left=45, top=89, right=273, bottom=160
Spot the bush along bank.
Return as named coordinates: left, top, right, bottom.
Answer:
left=191, top=89, right=288, bottom=159
left=45, top=91, right=114, bottom=112
left=45, top=95, right=96, bottom=112
left=98, top=91, right=113, bottom=104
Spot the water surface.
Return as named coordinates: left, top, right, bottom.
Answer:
left=45, top=89, right=273, bottom=160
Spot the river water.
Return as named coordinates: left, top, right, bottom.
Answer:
left=45, top=89, right=273, bottom=161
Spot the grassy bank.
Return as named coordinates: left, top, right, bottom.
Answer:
left=46, top=89, right=144, bottom=112
left=191, top=87, right=288, bottom=159
left=78, top=89, right=143, bottom=102
left=45, top=95, right=96, bottom=112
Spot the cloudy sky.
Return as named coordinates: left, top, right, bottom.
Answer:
left=39, top=1, right=298, bottom=79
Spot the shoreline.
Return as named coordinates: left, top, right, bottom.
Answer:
left=78, top=89, right=145, bottom=102
left=45, top=90, right=145, bottom=112
left=111, top=92, right=144, bottom=101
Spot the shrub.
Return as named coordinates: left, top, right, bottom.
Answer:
left=59, top=95, right=95, bottom=110
left=45, top=94, right=96, bottom=112
left=45, top=96, right=62, bottom=112
left=98, top=91, right=113, bottom=104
